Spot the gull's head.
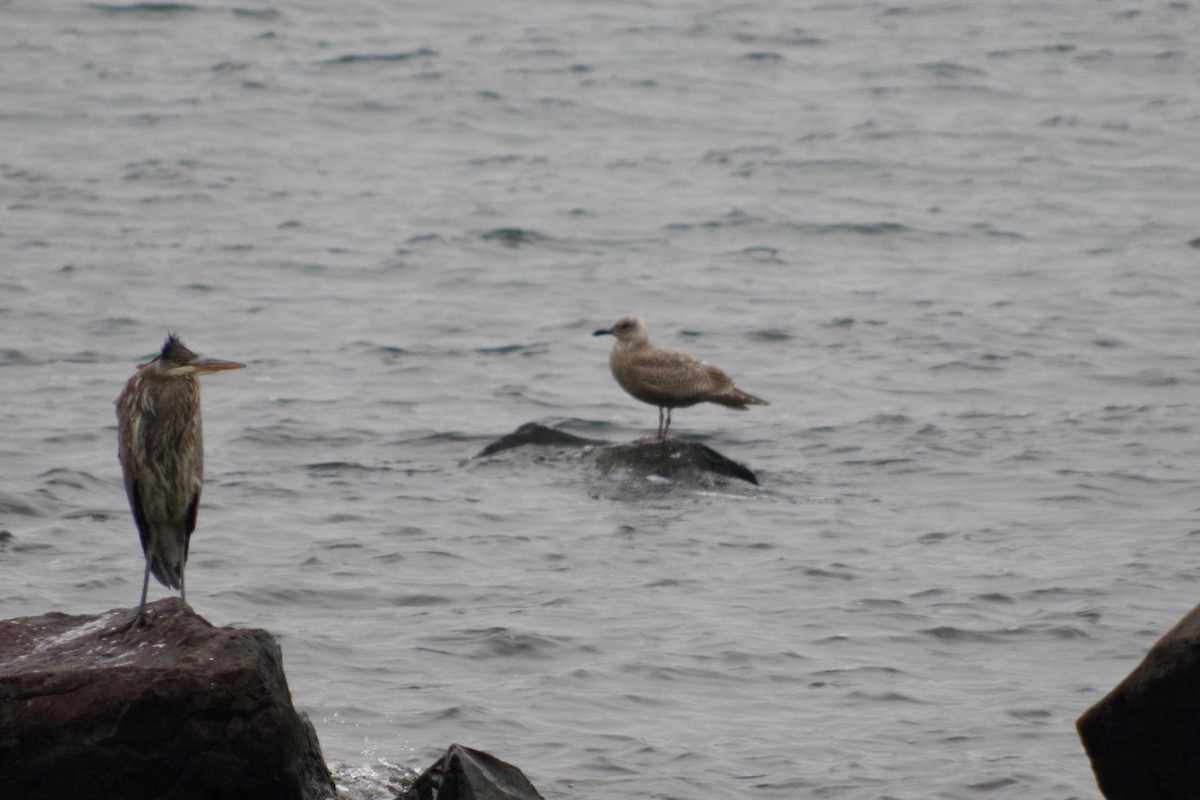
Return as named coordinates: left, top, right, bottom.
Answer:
left=593, top=316, right=648, bottom=344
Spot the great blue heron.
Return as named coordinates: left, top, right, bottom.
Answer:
left=594, top=316, right=768, bottom=439
left=116, top=334, right=245, bottom=621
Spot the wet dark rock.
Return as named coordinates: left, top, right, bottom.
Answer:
left=1077, top=601, right=1200, bottom=799
left=0, top=598, right=336, bottom=800
left=479, top=228, right=548, bottom=247
left=476, top=422, right=604, bottom=457
left=477, top=423, right=760, bottom=485
left=401, top=743, right=544, bottom=800
left=592, top=439, right=759, bottom=485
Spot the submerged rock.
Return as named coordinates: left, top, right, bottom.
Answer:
left=476, top=422, right=604, bottom=457
left=0, top=598, right=335, bottom=800
left=477, top=422, right=760, bottom=485
left=592, top=438, right=758, bottom=485
left=401, top=743, right=544, bottom=800
left=1077, top=601, right=1200, bottom=799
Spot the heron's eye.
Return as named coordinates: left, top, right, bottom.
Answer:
left=175, top=358, right=188, bottom=366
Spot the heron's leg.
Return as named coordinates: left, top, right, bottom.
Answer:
left=657, top=407, right=665, bottom=439
left=129, top=554, right=152, bottom=628
left=661, top=408, right=672, bottom=439
left=138, top=558, right=152, bottom=608
left=131, top=525, right=157, bottom=628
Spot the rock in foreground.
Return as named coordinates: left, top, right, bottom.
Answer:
left=402, top=743, right=545, bottom=800
left=0, top=598, right=335, bottom=800
left=1077, top=601, right=1200, bottom=799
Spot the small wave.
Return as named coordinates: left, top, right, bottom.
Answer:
left=320, top=49, right=437, bottom=66
left=419, top=626, right=568, bottom=660
left=842, top=457, right=916, bottom=468
left=917, top=61, right=987, bottom=77
left=87, top=2, right=200, bottom=12
left=1007, top=708, right=1053, bottom=719
left=473, top=342, right=548, bottom=356
left=812, top=665, right=904, bottom=677
left=968, top=222, right=1024, bottom=239
left=930, top=358, right=1005, bottom=372
left=232, top=7, right=280, bottom=20
left=465, top=154, right=547, bottom=168
left=701, top=145, right=783, bottom=164
left=920, top=626, right=998, bottom=643
left=1092, top=368, right=1180, bottom=387
left=967, top=777, right=1019, bottom=791
left=478, top=227, right=550, bottom=247
left=869, top=413, right=913, bottom=425
left=801, top=221, right=911, bottom=236
left=988, top=44, right=1076, bottom=58
left=342, top=341, right=410, bottom=364
left=746, top=327, right=793, bottom=341
left=40, top=468, right=109, bottom=491
left=240, top=424, right=374, bottom=447
left=733, top=32, right=827, bottom=47
left=230, top=585, right=452, bottom=610
left=388, top=593, right=453, bottom=607
left=803, top=566, right=856, bottom=580
left=848, top=690, right=924, bottom=703
left=722, top=246, right=784, bottom=264
left=305, top=461, right=397, bottom=474
left=63, top=510, right=117, bottom=522
left=0, top=349, right=35, bottom=367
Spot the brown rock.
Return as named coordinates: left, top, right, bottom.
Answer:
left=0, top=598, right=335, bottom=800
left=1077, top=601, right=1200, bottom=799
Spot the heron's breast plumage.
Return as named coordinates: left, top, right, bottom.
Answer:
left=118, top=375, right=204, bottom=522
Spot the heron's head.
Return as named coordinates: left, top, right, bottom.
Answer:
left=144, top=334, right=246, bottom=378
left=593, top=315, right=648, bottom=344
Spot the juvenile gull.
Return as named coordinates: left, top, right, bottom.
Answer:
left=593, top=316, right=768, bottom=439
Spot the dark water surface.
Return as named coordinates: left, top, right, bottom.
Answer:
left=4, top=2, right=1200, bottom=798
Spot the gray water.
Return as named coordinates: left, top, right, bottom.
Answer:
left=3, top=1, right=1200, bottom=798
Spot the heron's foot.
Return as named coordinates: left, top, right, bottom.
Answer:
left=98, top=607, right=147, bottom=640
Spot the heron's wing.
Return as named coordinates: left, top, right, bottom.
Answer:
left=183, top=489, right=200, bottom=559
left=128, top=477, right=154, bottom=557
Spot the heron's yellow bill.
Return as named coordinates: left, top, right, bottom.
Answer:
left=192, top=358, right=246, bottom=374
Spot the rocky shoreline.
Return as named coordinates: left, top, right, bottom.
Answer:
left=0, top=600, right=545, bottom=800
